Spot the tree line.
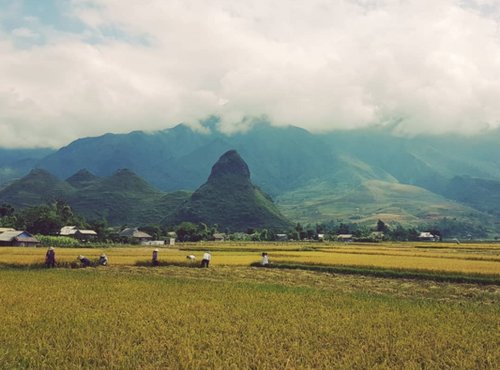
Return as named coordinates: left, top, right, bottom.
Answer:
left=0, top=203, right=490, bottom=242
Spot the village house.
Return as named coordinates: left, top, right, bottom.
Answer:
left=418, top=232, right=439, bottom=241
left=212, top=233, right=226, bottom=242
left=60, top=226, right=98, bottom=242
left=369, top=231, right=385, bottom=241
left=336, top=234, right=353, bottom=242
left=276, top=233, right=288, bottom=241
left=119, top=227, right=153, bottom=244
left=0, top=230, right=40, bottom=247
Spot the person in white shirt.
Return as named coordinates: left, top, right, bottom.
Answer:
left=201, top=251, right=211, bottom=268
left=261, top=252, right=269, bottom=266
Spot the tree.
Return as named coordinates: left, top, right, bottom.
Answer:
left=20, top=205, right=62, bottom=235
left=376, top=219, right=388, bottom=233
left=0, top=204, right=14, bottom=217
left=175, top=222, right=199, bottom=242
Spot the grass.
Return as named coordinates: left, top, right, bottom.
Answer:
left=0, top=241, right=499, bottom=367
left=0, top=266, right=499, bottom=369
left=254, top=262, right=500, bottom=285
left=1, top=241, right=499, bottom=278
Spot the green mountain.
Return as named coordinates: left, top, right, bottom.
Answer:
left=445, top=176, right=500, bottom=217
left=0, top=168, right=190, bottom=226
left=66, top=169, right=100, bottom=188
left=0, top=169, right=75, bottom=207
left=0, top=148, right=55, bottom=188
left=166, top=150, right=291, bottom=231
left=3, top=121, right=500, bottom=233
left=67, top=169, right=190, bottom=225
left=277, top=179, right=494, bottom=227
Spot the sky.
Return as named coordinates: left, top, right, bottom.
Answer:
left=1, top=0, right=500, bottom=148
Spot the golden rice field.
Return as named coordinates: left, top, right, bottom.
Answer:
left=1, top=241, right=499, bottom=275
left=1, top=242, right=499, bottom=368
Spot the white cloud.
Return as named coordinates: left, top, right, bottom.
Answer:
left=1, top=0, right=500, bottom=147
left=11, top=27, right=39, bottom=39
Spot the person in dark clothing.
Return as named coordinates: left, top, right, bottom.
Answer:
left=98, top=254, right=108, bottom=266
left=152, top=249, right=159, bottom=266
left=45, top=247, right=56, bottom=268
left=78, top=255, right=91, bottom=267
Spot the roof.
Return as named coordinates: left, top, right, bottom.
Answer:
left=337, top=234, right=353, bottom=238
left=419, top=232, right=435, bottom=238
left=15, top=236, right=40, bottom=244
left=60, top=226, right=77, bottom=236
left=213, top=233, right=225, bottom=239
left=0, top=227, right=16, bottom=233
left=0, top=231, right=23, bottom=241
left=119, top=227, right=152, bottom=239
left=76, top=230, right=98, bottom=236
left=0, top=231, right=37, bottom=242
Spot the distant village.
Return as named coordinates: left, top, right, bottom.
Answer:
left=0, top=223, right=442, bottom=248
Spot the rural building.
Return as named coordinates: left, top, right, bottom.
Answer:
left=213, top=233, right=226, bottom=242
left=142, top=240, right=166, bottom=246
left=74, top=230, right=98, bottom=242
left=60, top=226, right=78, bottom=236
left=336, top=234, right=353, bottom=242
left=370, top=231, right=385, bottom=241
left=60, top=226, right=97, bottom=242
left=317, top=234, right=325, bottom=240
left=418, top=232, right=439, bottom=241
left=0, top=230, right=40, bottom=247
left=0, top=227, right=16, bottom=233
left=276, top=233, right=288, bottom=241
left=119, top=227, right=153, bottom=244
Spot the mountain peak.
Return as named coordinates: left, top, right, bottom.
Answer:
left=208, top=150, right=250, bottom=181
left=166, top=150, right=291, bottom=231
left=29, top=168, right=54, bottom=177
left=66, top=169, right=99, bottom=188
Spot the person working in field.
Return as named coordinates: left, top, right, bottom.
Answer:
left=152, top=248, right=159, bottom=266
left=98, top=254, right=108, bottom=266
left=45, top=247, right=56, bottom=268
left=201, top=251, right=211, bottom=268
left=77, top=255, right=91, bottom=267
left=261, top=252, right=269, bottom=266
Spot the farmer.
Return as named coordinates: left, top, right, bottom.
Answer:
left=201, top=251, right=211, bottom=268
left=98, top=254, right=108, bottom=266
left=152, top=248, right=159, bottom=266
left=45, top=247, right=56, bottom=268
left=78, top=255, right=91, bottom=267
left=261, top=252, right=269, bottom=266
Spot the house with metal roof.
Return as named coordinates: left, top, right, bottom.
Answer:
left=119, top=227, right=153, bottom=244
left=0, top=230, right=40, bottom=246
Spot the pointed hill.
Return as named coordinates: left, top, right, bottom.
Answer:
left=68, top=169, right=190, bottom=225
left=66, top=169, right=100, bottom=188
left=166, top=150, right=291, bottom=231
left=0, top=168, right=190, bottom=226
left=0, top=169, right=75, bottom=207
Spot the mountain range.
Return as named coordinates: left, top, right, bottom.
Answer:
left=0, top=150, right=290, bottom=231
left=0, top=121, right=499, bottom=235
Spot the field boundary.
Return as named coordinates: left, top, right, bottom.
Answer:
left=253, top=262, right=500, bottom=285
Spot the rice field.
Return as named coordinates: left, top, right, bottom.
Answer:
left=1, top=242, right=499, bottom=368
left=1, top=241, right=499, bottom=276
